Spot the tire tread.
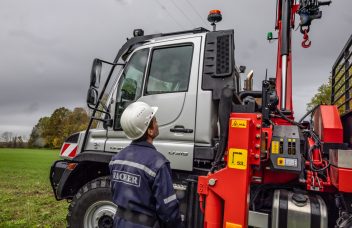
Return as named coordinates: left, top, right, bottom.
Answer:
left=66, top=176, right=112, bottom=228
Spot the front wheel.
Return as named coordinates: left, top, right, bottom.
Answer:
left=67, top=177, right=117, bottom=228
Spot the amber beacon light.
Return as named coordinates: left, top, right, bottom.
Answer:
left=208, top=9, right=222, bottom=31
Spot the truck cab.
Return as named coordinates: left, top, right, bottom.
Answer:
left=50, top=27, right=239, bottom=228
left=98, top=33, right=215, bottom=172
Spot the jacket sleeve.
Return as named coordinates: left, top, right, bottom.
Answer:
left=152, top=162, right=183, bottom=228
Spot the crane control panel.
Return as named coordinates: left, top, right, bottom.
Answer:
left=270, top=125, right=302, bottom=172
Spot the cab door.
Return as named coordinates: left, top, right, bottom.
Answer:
left=106, top=36, right=202, bottom=171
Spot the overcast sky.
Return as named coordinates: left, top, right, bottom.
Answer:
left=0, top=0, right=351, bottom=137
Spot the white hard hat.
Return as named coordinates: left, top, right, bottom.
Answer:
left=120, top=101, right=158, bottom=140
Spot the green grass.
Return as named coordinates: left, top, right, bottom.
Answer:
left=0, top=148, right=68, bottom=228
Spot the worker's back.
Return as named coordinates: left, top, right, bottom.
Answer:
left=110, top=140, right=183, bottom=227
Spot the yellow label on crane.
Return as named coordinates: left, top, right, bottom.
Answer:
left=271, top=141, right=279, bottom=154
left=277, top=157, right=285, bottom=166
left=226, top=222, right=242, bottom=228
left=231, top=119, right=247, bottom=128
left=228, top=148, right=248, bottom=170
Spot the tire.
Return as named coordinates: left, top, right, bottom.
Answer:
left=67, top=177, right=117, bottom=228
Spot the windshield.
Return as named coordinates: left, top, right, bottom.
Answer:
left=114, top=49, right=149, bottom=129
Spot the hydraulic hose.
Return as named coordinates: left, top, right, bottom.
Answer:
left=276, top=108, right=305, bottom=128
left=298, top=104, right=320, bottom=123
left=210, top=87, right=233, bottom=173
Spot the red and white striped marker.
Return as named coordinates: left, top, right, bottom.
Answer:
left=60, top=143, right=78, bottom=158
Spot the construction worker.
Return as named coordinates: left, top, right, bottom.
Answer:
left=109, top=101, right=183, bottom=228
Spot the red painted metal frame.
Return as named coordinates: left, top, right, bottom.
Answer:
left=198, top=113, right=261, bottom=228
left=330, top=166, right=352, bottom=192
left=313, top=105, right=343, bottom=143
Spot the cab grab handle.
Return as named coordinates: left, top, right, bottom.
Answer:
left=170, top=125, right=193, bottom=133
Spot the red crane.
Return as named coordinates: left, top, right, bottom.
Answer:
left=197, top=1, right=337, bottom=227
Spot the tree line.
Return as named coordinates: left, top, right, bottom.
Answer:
left=0, top=132, right=27, bottom=148
left=306, top=77, right=331, bottom=111
left=28, top=107, right=89, bottom=149
left=306, top=64, right=350, bottom=113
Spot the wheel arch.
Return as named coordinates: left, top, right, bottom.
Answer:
left=58, top=151, right=114, bottom=199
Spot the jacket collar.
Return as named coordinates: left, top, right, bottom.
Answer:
left=131, top=140, right=156, bottom=149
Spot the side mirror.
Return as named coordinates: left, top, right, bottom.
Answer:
left=90, top=59, right=102, bottom=88
left=87, top=87, right=98, bottom=106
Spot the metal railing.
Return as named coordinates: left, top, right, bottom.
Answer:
left=331, top=34, right=352, bottom=115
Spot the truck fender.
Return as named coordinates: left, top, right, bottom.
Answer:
left=55, top=151, right=114, bottom=199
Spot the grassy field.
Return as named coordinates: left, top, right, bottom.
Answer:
left=0, top=148, right=68, bottom=227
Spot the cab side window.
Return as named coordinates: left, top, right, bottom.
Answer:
left=146, top=45, right=193, bottom=95
left=114, top=49, right=149, bottom=129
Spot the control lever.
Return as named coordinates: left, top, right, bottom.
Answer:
left=170, top=125, right=193, bottom=133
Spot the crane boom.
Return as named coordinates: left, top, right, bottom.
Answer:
left=275, top=0, right=331, bottom=114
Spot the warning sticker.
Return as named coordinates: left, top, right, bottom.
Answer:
left=277, top=157, right=298, bottom=167
left=277, top=157, right=285, bottom=166
left=228, top=148, right=247, bottom=170
left=271, top=141, right=279, bottom=154
left=231, top=119, right=247, bottom=128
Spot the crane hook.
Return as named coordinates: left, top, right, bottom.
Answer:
left=301, top=29, right=311, bottom=48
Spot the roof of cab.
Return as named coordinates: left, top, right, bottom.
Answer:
left=115, top=27, right=209, bottom=62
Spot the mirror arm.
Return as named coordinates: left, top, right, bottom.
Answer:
left=97, top=58, right=125, bottom=66
left=83, top=60, right=121, bottom=151
left=91, top=117, right=113, bottom=128
left=87, top=103, right=112, bottom=120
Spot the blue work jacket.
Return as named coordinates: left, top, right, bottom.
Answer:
left=109, top=140, right=183, bottom=228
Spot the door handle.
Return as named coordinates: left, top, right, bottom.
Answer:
left=110, top=146, right=124, bottom=151
left=170, top=125, right=193, bottom=133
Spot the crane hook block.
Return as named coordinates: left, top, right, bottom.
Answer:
left=301, top=29, right=311, bottom=48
